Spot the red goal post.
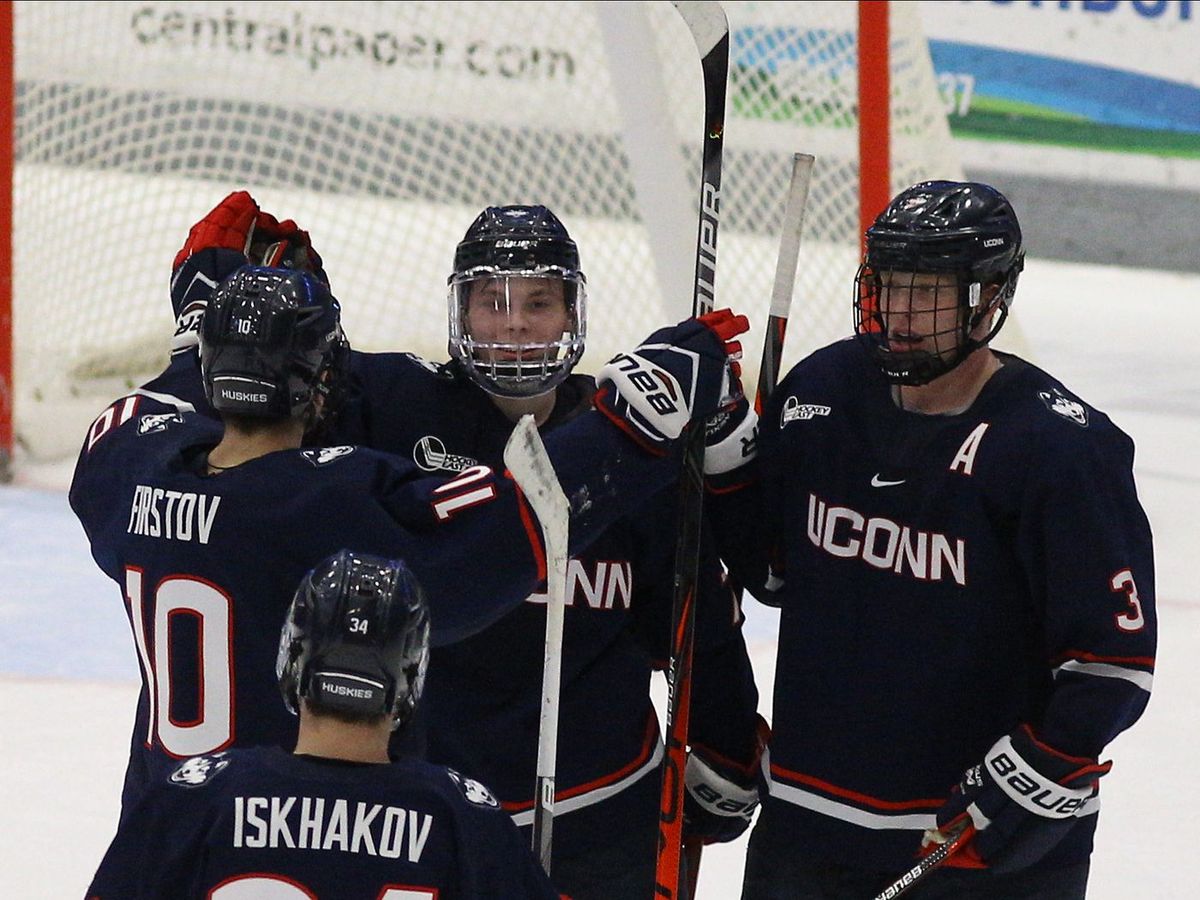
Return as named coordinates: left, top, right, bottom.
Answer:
left=0, top=1, right=962, bottom=473
left=1, top=1, right=13, bottom=482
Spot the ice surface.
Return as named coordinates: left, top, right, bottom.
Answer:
left=2, top=258, right=1196, bottom=898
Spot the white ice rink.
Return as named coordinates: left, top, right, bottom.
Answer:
left=2, top=257, right=1198, bottom=898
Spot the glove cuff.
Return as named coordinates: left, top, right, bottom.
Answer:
left=704, top=406, right=758, bottom=476
left=685, top=751, right=760, bottom=820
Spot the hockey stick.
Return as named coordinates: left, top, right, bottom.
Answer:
left=871, top=821, right=974, bottom=900
left=684, top=154, right=819, bottom=900
left=755, top=152, right=815, bottom=413
left=656, top=3, right=729, bottom=898
left=503, top=414, right=570, bottom=876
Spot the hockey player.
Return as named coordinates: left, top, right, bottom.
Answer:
left=85, top=549, right=560, bottom=899
left=715, top=181, right=1156, bottom=899
left=162, top=194, right=767, bottom=899
left=336, top=205, right=766, bottom=899
left=71, top=259, right=749, bottom=825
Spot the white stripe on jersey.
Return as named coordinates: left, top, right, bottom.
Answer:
left=767, top=777, right=1100, bottom=831
left=767, top=779, right=937, bottom=831
left=133, top=388, right=196, bottom=414
left=1054, top=659, right=1153, bottom=693
left=509, top=738, right=664, bottom=827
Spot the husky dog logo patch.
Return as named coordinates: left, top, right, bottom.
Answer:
left=1038, top=388, right=1089, bottom=428
left=446, top=768, right=501, bottom=809
left=169, top=753, right=230, bottom=787
left=137, top=413, right=185, bottom=435
left=301, top=446, right=356, bottom=466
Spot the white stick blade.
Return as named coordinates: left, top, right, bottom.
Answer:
left=671, top=1, right=729, bottom=55
left=503, top=414, right=569, bottom=532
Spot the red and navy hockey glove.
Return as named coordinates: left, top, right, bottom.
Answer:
left=929, top=724, right=1111, bottom=874
left=594, top=309, right=750, bottom=455
left=682, top=720, right=768, bottom=845
left=169, top=191, right=328, bottom=354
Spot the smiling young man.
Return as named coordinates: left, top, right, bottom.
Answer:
left=337, top=205, right=765, bottom=900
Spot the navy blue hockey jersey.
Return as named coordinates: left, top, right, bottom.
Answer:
left=715, top=339, right=1156, bottom=872
left=70, top=379, right=677, bottom=817
left=86, top=746, right=558, bottom=899
left=337, top=353, right=761, bottom=836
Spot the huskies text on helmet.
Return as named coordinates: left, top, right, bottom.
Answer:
left=276, top=550, right=430, bottom=731
left=200, top=266, right=350, bottom=428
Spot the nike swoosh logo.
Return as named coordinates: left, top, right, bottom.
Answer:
left=870, top=475, right=907, bottom=488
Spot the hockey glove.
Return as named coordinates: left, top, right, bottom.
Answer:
left=682, top=743, right=763, bottom=845
left=929, top=724, right=1110, bottom=874
left=703, top=395, right=758, bottom=481
left=169, top=191, right=328, bottom=353
left=594, top=309, right=750, bottom=455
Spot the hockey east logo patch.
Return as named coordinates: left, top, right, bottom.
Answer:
left=780, top=396, right=831, bottom=427
left=446, top=769, right=500, bottom=809
left=170, top=753, right=231, bottom=787
left=412, top=435, right=477, bottom=473
left=1039, top=388, right=1089, bottom=427
left=301, top=446, right=356, bottom=466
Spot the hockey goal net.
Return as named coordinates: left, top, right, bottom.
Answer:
left=2, top=0, right=962, bottom=468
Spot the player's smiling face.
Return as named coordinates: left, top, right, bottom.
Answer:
left=878, top=270, right=962, bottom=359
left=464, top=275, right=569, bottom=362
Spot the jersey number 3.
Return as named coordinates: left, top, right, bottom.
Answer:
left=1111, top=568, right=1146, bottom=633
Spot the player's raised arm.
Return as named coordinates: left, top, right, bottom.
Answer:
left=373, top=309, right=754, bottom=645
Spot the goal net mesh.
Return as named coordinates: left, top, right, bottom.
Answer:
left=11, top=0, right=961, bottom=459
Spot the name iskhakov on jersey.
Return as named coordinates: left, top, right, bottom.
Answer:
left=806, top=493, right=966, bottom=585
left=233, top=795, right=433, bottom=862
left=127, top=485, right=222, bottom=544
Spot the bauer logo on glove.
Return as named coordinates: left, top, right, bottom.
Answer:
left=594, top=309, right=749, bottom=455
left=602, top=345, right=697, bottom=444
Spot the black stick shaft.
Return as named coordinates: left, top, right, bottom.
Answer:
left=656, top=4, right=729, bottom=898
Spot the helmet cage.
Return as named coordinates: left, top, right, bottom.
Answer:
left=447, top=268, right=587, bottom=398
left=276, top=551, right=430, bottom=732
left=853, top=184, right=1023, bottom=385
left=854, top=265, right=1009, bottom=385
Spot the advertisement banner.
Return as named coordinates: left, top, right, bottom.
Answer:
left=920, top=0, right=1200, bottom=158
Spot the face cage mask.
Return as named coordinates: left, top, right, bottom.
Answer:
left=447, top=270, right=587, bottom=398
left=853, top=266, right=1008, bottom=386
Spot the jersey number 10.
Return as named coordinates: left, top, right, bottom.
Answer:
left=125, top=566, right=234, bottom=758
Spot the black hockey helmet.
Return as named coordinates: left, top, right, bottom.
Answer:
left=276, top=550, right=430, bottom=730
left=200, top=265, right=349, bottom=423
left=453, top=204, right=582, bottom=275
left=853, top=181, right=1025, bottom=385
left=447, top=205, right=587, bottom=398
